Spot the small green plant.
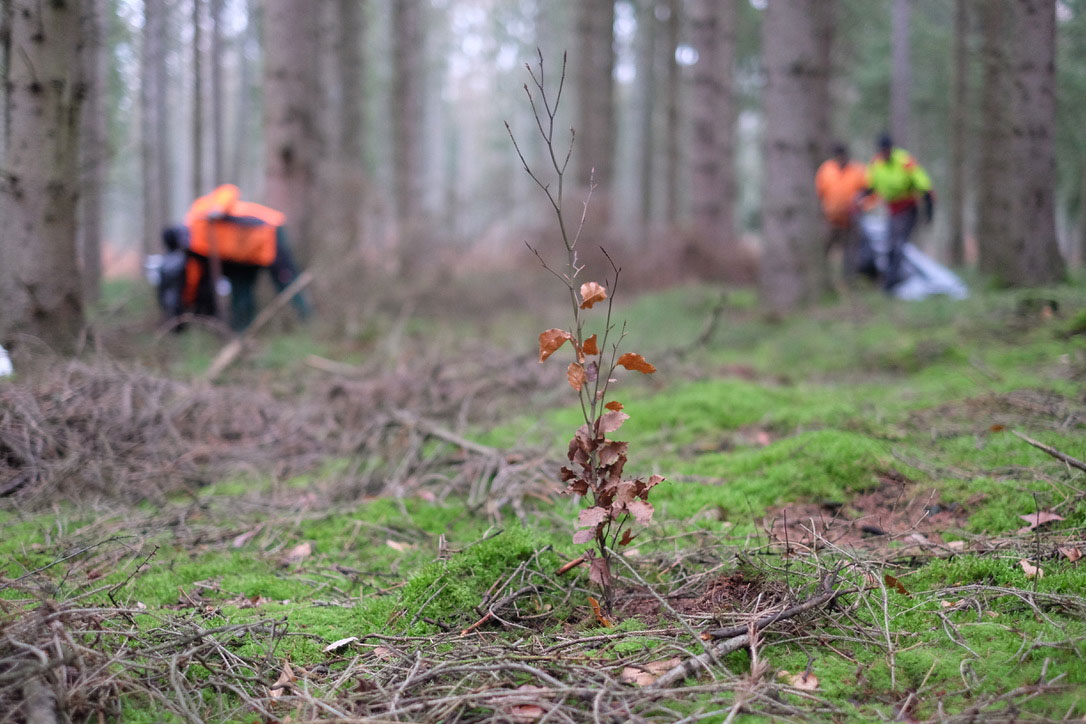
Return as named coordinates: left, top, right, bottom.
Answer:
left=507, top=51, right=665, bottom=612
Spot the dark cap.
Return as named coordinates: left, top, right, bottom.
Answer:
left=877, top=133, right=893, bottom=151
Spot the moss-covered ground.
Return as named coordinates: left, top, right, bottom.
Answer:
left=2, top=280, right=1084, bottom=722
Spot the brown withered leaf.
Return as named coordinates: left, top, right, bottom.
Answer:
left=605, top=400, right=624, bottom=412
left=503, top=685, right=549, bottom=723
left=884, top=574, right=909, bottom=596
left=644, top=474, right=665, bottom=493
left=781, top=670, right=819, bottom=691
left=1020, top=559, right=1044, bottom=579
left=619, top=529, right=637, bottom=546
left=573, top=528, right=596, bottom=544
left=597, top=440, right=628, bottom=466
left=567, top=362, right=586, bottom=392
left=579, top=281, right=608, bottom=309
left=578, top=506, right=610, bottom=529
left=589, top=557, right=613, bottom=588
left=598, top=410, right=630, bottom=435
left=1018, top=511, right=1064, bottom=531
left=281, top=542, right=312, bottom=565
left=616, top=352, right=656, bottom=374
left=583, top=334, right=600, bottom=355
left=1059, top=546, right=1083, bottom=562
left=538, top=329, right=572, bottom=363
left=627, top=499, right=654, bottom=525
left=620, top=658, right=682, bottom=687
left=563, top=479, right=589, bottom=496
left=268, top=661, right=295, bottom=699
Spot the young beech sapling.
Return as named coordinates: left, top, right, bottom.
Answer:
left=507, top=52, right=665, bottom=613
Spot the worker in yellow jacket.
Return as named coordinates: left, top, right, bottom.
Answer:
left=863, top=134, right=934, bottom=291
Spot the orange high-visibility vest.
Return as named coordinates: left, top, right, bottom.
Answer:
left=184, top=185, right=285, bottom=267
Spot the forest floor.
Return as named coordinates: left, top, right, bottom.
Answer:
left=1, top=274, right=1085, bottom=723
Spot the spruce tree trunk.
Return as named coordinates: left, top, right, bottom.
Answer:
left=977, top=0, right=1064, bottom=285
left=331, top=0, right=365, bottom=254
left=392, top=0, right=426, bottom=232
left=636, top=0, right=657, bottom=237
left=80, top=0, right=108, bottom=304
left=141, top=0, right=163, bottom=258
left=946, top=0, right=968, bottom=267
left=575, top=0, right=616, bottom=200
left=759, top=0, right=834, bottom=311
left=210, top=0, right=225, bottom=184
left=688, top=0, right=737, bottom=252
left=192, top=0, right=204, bottom=198
left=664, top=0, right=681, bottom=225
left=890, top=0, right=912, bottom=147
left=0, top=0, right=86, bottom=352
left=263, top=0, right=323, bottom=268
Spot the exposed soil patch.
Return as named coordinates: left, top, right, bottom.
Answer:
left=764, top=471, right=972, bottom=551
left=617, top=570, right=791, bottom=626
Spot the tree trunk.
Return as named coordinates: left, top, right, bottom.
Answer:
left=890, top=0, right=912, bottom=147
left=263, top=0, right=323, bottom=268
left=192, top=0, right=204, bottom=198
left=333, top=0, right=365, bottom=252
left=141, top=0, right=162, bottom=258
left=946, top=0, right=968, bottom=267
left=0, top=0, right=86, bottom=352
left=392, top=0, right=426, bottom=233
left=664, top=0, right=680, bottom=224
left=154, top=0, right=173, bottom=226
left=79, top=0, right=109, bottom=304
left=977, top=0, right=1064, bottom=285
left=688, top=0, right=737, bottom=253
left=636, top=0, right=657, bottom=237
left=759, top=0, right=834, bottom=312
left=210, top=0, right=225, bottom=184
left=575, top=0, right=616, bottom=200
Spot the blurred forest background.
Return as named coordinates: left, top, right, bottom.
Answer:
left=1, top=0, right=1085, bottom=351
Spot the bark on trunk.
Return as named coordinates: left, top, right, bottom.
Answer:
left=263, top=0, right=323, bottom=267
left=946, top=0, right=968, bottom=267
left=392, top=0, right=426, bottom=231
left=688, top=0, right=737, bottom=252
left=210, top=0, right=225, bottom=184
left=80, top=0, right=108, bottom=303
left=890, top=0, right=912, bottom=147
left=758, top=0, right=834, bottom=312
left=0, top=0, right=86, bottom=352
left=192, top=0, right=204, bottom=198
left=575, top=0, right=616, bottom=198
left=141, top=0, right=162, bottom=258
left=334, top=0, right=365, bottom=252
left=636, top=0, right=657, bottom=236
left=977, top=0, right=1064, bottom=285
left=664, top=0, right=680, bottom=224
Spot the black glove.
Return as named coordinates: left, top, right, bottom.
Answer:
left=922, top=192, right=934, bottom=224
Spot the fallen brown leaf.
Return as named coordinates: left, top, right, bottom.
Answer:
left=779, top=670, right=819, bottom=690
left=620, top=658, right=682, bottom=687
left=1058, top=546, right=1082, bottom=562
left=1020, top=559, right=1044, bottom=579
left=1018, top=511, right=1064, bottom=532
left=281, top=542, right=312, bottom=565
left=268, top=661, right=295, bottom=699
left=503, top=685, right=550, bottom=723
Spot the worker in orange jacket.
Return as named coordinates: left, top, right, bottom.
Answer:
left=815, top=143, right=869, bottom=285
left=165, top=185, right=310, bottom=330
